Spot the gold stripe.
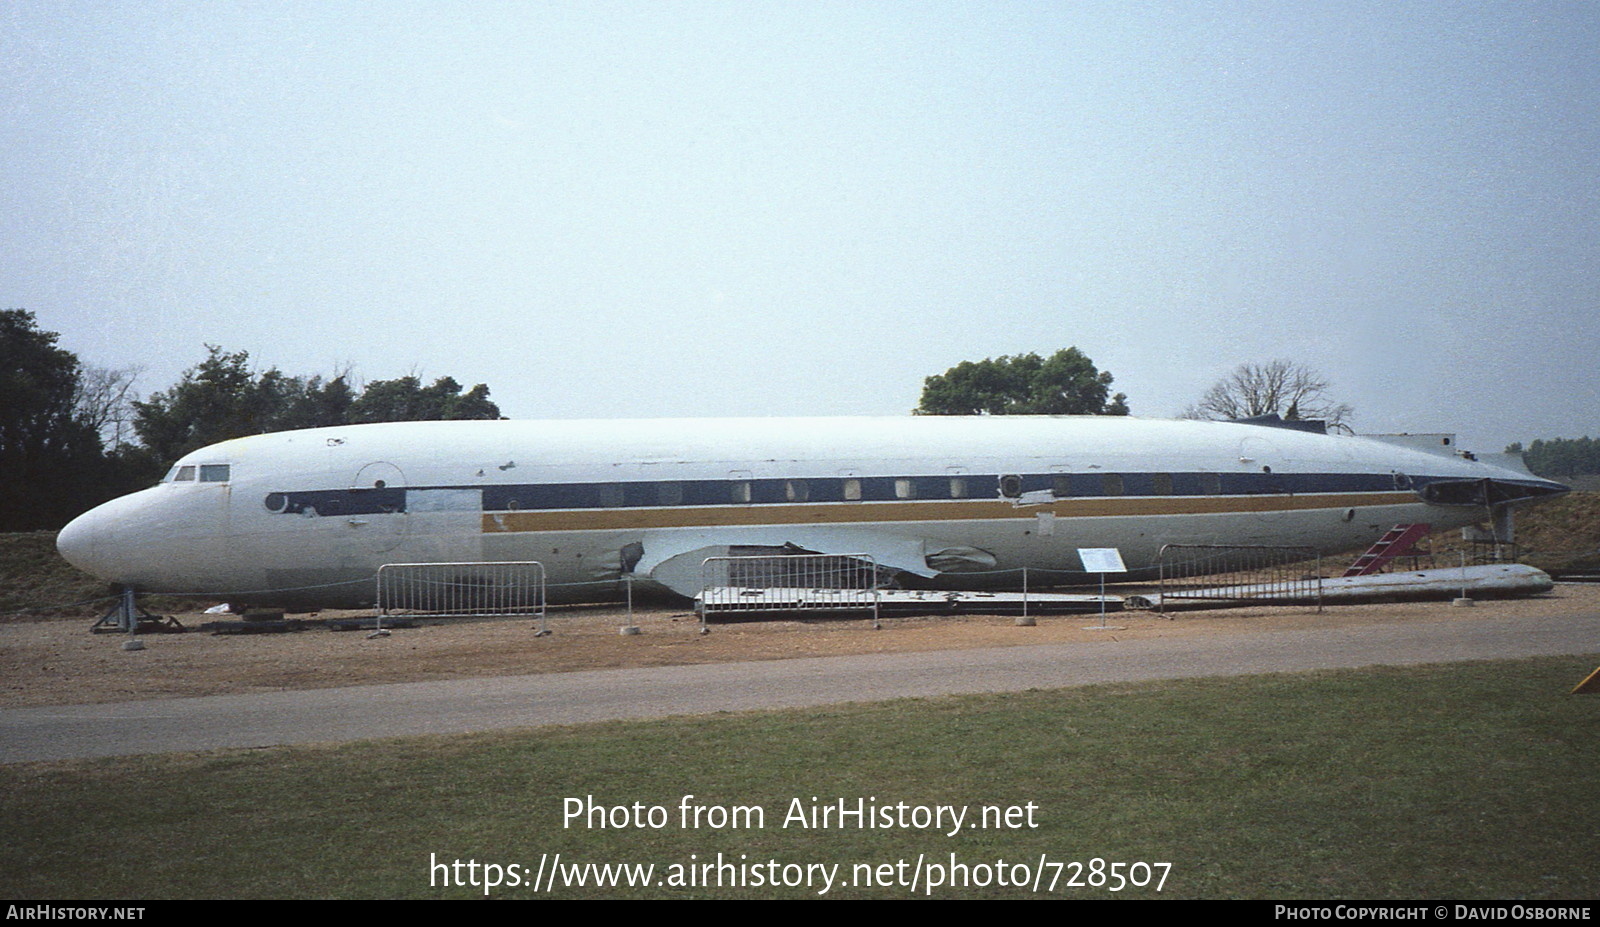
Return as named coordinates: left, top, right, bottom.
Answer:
left=481, top=492, right=1413, bottom=534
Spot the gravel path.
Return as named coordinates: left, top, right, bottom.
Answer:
left=5, top=609, right=1596, bottom=763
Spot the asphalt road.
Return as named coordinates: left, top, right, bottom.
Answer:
left=4, top=611, right=1598, bottom=764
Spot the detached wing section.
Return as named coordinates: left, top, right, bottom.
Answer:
left=636, top=527, right=943, bottom=597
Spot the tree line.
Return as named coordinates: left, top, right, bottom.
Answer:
left=131, top=346, right=499, bottom=466
left=6, top=307, right=1369, bottom=533
left=1505, top=438, right=1600, bottom=478
left=1, top=311, right=501, bottom=532
left=912, top=351, right=1352, bottom=431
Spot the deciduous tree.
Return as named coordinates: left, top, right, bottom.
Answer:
left=0, top=311, right=106, bottom=529
left=72, top=363, right=142, bottom=450
left=1184, top=360, right=1352, bottom=430
left=915, top=348, right=1129, bottom=416
left=133, top=346, right=267, bottom=464
left=134, top=348, right=503, bottom=465
left=347, top=375, right=499, bottom=424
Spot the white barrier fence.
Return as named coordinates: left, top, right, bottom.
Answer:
left=698, top=553, right=881, bottom=630
left=376, top=561, right=548, bottom=632
left=1152, top=544, right=1323, bottom=615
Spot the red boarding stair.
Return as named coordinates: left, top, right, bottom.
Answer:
left=1343, top=523, right=1433, bottom=577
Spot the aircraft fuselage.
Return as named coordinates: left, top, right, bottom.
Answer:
left=56, top=416, right=1568, bottom=609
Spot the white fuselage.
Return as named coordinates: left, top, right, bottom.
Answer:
left=56, top=416, right=1567, bottom=609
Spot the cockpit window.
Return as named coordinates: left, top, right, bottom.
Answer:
left=199, top=464, right=231, bottom=483
left=173, top=466, right=197, bottom=482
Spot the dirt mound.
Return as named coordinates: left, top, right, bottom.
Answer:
left=1513, top=490, right=1600, bottom=552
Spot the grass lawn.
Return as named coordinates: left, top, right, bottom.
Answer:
left=3, top=654, right=1597, bottom=899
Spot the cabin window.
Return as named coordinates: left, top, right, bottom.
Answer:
left=658, top=482, right=683, bottom=506
left=1101, top=473, right=1125, bottom=496
left=173, top=466, right=196, bottom=482
left=1199, top=473, right=1222, bottom=495
left=731, top=481, right=752, bottom=504
left=599, top=484, right=626, bottom=507
left=785, top=480, right=809, bottom=502
left=199, top=464, right=231, bottom=483
left=1152, top=473, right=1174, bottom=496
left=949, top=477, right=968, bottom=499
left=842, top=478, right=862, bottom=501
left=894, top=478, right=916, bottom=500
left=1393, top=472, right=1412, bottom=490
left=264, top=493, right=288, bottom=513
left=999, top=474, right=1023, bottom=498
left=1052, top=474, right=1072, bottom=498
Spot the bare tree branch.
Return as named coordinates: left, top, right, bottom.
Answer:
left=1184, top=360, right=1353, bottom=429
left=72, top=364, right=143, bottom=449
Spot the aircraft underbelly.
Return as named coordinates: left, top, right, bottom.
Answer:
left=228, top=495, right=1467, bottom=607
left=466, top=496, right=1460, bottom=599
left=168, top=486, right=1487, bottom=607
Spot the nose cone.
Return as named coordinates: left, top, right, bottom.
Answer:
left=56, top=484, right=243, bottom=597
left=58, top=504, right=113, bottom=581
left=56, top=490, right=164, bottom=585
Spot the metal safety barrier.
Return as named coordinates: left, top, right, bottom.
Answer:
left=1153, top=544, right=1323, bottom=615
left=376, top=561, right=548, bottom=632
left=698, top=553, right=881, bottom=630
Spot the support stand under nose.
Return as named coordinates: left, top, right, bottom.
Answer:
left=89, top=585, right=185, bottom=634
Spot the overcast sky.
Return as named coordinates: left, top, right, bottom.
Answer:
left=5, top=1, right=1597, bottom=454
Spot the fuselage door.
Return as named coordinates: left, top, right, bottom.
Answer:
left=349, top=461, right=408, bottom=553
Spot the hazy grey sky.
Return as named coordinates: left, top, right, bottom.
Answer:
left=5, top=1, right=1597, bottom=453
